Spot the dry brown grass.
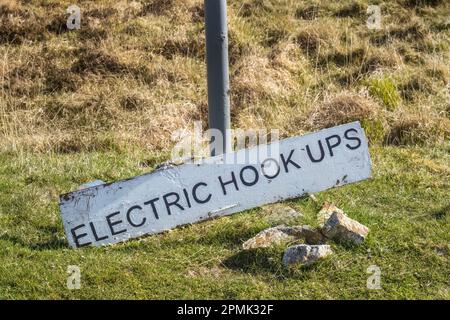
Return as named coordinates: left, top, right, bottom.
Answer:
left=0, top=0, right=449, bottom=153
left=0, top=0, right=18, bottom=15
left=387, top=114, right=450, bottom=145
left=295, top=21, right=340, bottom=55
left=402, top=0, right=445, bottom=8
left=308, top=91, right=381, bottom=130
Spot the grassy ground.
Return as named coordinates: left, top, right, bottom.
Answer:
left=0, top=0, right=449, bottom=299
left=0, top=145, right=449, bottom=299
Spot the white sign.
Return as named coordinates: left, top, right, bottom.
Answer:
left=59, top=122, right=372, bottom=248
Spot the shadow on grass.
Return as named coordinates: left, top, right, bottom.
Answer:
left=0, top=225, right=68, bottom=251
left=222, top=249, right=283, bottom=274
left=141, top=217, right=267, bottom=250
left=432, top=204, right=449, bottom=220
left=0, top=234, right=67, bottom=250
left=222, top=249, right=321, bottom=280
left=194, top=228, right=258, bottom=248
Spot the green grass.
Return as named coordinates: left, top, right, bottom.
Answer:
left=364, top=76, right=402, bottom=111
left=0, top=145, right=448, bottom=299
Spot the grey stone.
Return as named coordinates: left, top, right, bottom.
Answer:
left=317, top=202, right=344, bottom=227
left=278, top=225, right=327, bottom=245
left=321, top=211, right=369, bottom=245
left=242, top=226, right=295, bottom=250
left=282, top=244, right=333, bottom=266
left=260, top=204, right=303, bottom=226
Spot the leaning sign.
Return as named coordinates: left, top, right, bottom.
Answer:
left=59, top=122, right=372, bottom=248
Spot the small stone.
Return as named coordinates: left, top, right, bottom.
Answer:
left=282, top=244, right=333, bottom=266
left=278, top=225, right=327, bottom=245
left=321, top=211, right=369, bottom=245
left=242, top=226, right=295, bottom=250
left=261, top=203, right=302, bottom=226
left=299, top=225, right=327, bottom=245
left=317, top=202, right=344, bottom=226
left=309, top=193, right=319, bottom=203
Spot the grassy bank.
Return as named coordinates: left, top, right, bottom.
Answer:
left=1, top=0, right=449, bottom=152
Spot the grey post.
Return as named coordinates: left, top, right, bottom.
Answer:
left=204, top=0, right=232, bottom=156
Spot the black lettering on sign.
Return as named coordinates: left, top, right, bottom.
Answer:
left=280, top=149, right=301, bottom=173
left=163, top=192, right=184, bottom=215
left=71, top=224, right=91, bottom=248
left=126, top=205, right=146, bottom=228
left=106, top=212, right=127, bottom=236
left=239, top=166, right=259, bottom=187
left=325, top=134, right=341, bottom=157
left=218, top=172, right=239, bottom=195
left=192, top=182, right=212, bottom=204
left=345, top=128, right=362, bottom=150
left=182, top=188, right=192, bottom=208
left=261, top=158, right=281, bottom=179
left=89, top=222, right=108, bottom=242
left=306, top=140, right=325, bottom=163
left=144, top=197, right=160, bottom=220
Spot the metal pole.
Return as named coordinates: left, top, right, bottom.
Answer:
left=204, top=0, right=231, bottom=156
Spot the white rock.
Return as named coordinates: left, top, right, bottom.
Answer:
left=282, top=244, right=333, bottom=266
